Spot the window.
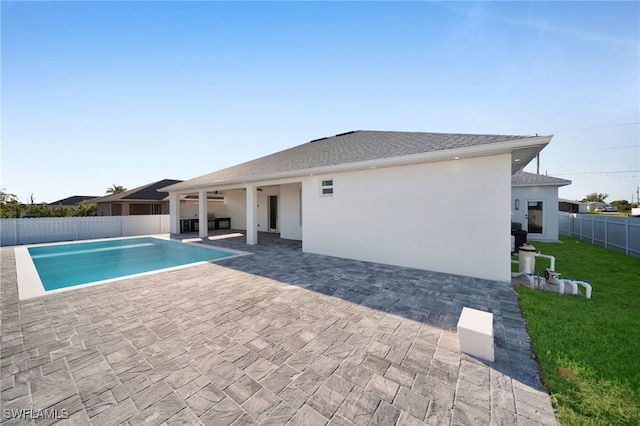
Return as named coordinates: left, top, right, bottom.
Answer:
left=151, top=204, right=162, bottom=215
left=321, top=179, right=333, bottom=196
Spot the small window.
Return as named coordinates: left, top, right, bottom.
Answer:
left=321, top=179, right=334, bottom=196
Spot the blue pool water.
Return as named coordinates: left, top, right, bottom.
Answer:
left=28, top=237, right=236, bottom=291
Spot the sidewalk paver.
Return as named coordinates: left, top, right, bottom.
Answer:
left=0, top=231, right=558, bottom=424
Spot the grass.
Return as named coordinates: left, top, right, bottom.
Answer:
left=513, top=236, right=640, bottom=425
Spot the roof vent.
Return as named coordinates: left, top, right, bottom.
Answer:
left=310, top=130, right=357, bottom=143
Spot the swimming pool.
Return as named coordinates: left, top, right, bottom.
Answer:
left=15, top=237, right=248, bottom=299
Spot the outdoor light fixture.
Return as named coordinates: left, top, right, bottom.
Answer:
left=515, top=199, right=520, bottom=210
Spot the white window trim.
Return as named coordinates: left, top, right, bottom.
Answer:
left=321, top=179, right=334, bottom=197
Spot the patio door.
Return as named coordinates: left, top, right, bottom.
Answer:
left=268, top=195, right=278, bottom=232
left=527, top=201, right=543, bottom=234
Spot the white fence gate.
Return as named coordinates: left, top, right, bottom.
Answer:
left=558, top=212, right=640, bottom=258
left=0, top=215, right=170, bottom=246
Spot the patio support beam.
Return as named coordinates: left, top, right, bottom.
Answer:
left=169, top=192, right=180, bottom=234
left=246, top=185, right=258, bottom=245
left=198, top=190, right=208, bottom=239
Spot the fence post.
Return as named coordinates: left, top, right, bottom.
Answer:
left=570, top=214, right=574, bottom=236
left=591, top=217, right=595, bottom=244
left=625, top=218, right=630, bottom=256
left=604, top=217, right=608, bottom=249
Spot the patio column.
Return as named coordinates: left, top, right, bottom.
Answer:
left=246, top=185, right=258, bottom=245
left=169, top=192, right=180, bottom=234
left=198, top=190, right=208, bottom=238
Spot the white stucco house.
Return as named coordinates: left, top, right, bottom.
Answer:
left=161, top=130, right=553, bottom=282
left=511, top=171, right=571, bottom=242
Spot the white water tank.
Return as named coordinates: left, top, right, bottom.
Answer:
left=519, top=244, right=536, bottom=274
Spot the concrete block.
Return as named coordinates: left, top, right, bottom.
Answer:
left=457, top=307, right=494, bottom=362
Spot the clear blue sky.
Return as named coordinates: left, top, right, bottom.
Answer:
left=2, top=1, right=639, bottom=204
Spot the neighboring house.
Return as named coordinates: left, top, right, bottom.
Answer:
left=584, top=201, right=607, bottom=212
left=511, top=172, right=571, bottom=242
left=559, top=198, right=581, bottom=213
left=48, top=195, right=100, bottom=210
left=95, top=179, right=182, bottom=216
left=161, top=130, right=553, bottom=282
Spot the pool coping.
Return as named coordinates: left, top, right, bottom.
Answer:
left=14, top=234, right=252, bottom=300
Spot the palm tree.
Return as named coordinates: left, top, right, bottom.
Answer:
left=106, top=184, right=127, bottom=195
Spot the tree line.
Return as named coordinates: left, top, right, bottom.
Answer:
left=0, top=191, right=97, bottom=218
left=0, top=185, right=127, bottom=219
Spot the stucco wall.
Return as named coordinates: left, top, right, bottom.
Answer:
left=280, top=183, right=303, bottom=240
left=302, top=155, right=512, bottom=282
left=179, top=201, right=228, bottom=219
left=223, top=190, right=247, bottom=230
left=511, top=185, right=560, bottom=241
left=256, top=187, right=280, bottom=233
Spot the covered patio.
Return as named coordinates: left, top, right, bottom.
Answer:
left=169, top=182, right=302, bottom=246
left=0, top=230, right=557, bottom=424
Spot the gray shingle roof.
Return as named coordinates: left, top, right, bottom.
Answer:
left=47, top=196, right=100, bottom=206
left=163, top=130, right=549, bottom=192
left=96, top=179, right=182, bottom=203
left=512, top=171, right=571, bottom=187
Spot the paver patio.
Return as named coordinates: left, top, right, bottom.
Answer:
left=0, top=231, right=557, bottom=425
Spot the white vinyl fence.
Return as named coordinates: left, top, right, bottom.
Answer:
left=0, top=215, right=170, bottom=246
left=558, top=212, right=640, bottom=258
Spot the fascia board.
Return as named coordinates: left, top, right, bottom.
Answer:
left=511, top=181, right=572, bottom=188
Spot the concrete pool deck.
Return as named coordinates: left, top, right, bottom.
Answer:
left=1, top=231, right=558, bottom=425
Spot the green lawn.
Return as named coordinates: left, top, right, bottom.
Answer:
left=514, top=236, right=640, bottom=425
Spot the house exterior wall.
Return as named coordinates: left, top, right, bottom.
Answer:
left=97, top=203, right=123, bottom=216
left=180, top=201, right=228, bottom=219
left=97, top=201, right=169, bottom=216
left=97, top=204, right=109, bottom=216
left=280, top=183, right=303, bottom=240
left=301, top=154, right=512, bottom=282
left=223, top=190, right=247, bottom=230
left=511, top=185, right=560, bottom=242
